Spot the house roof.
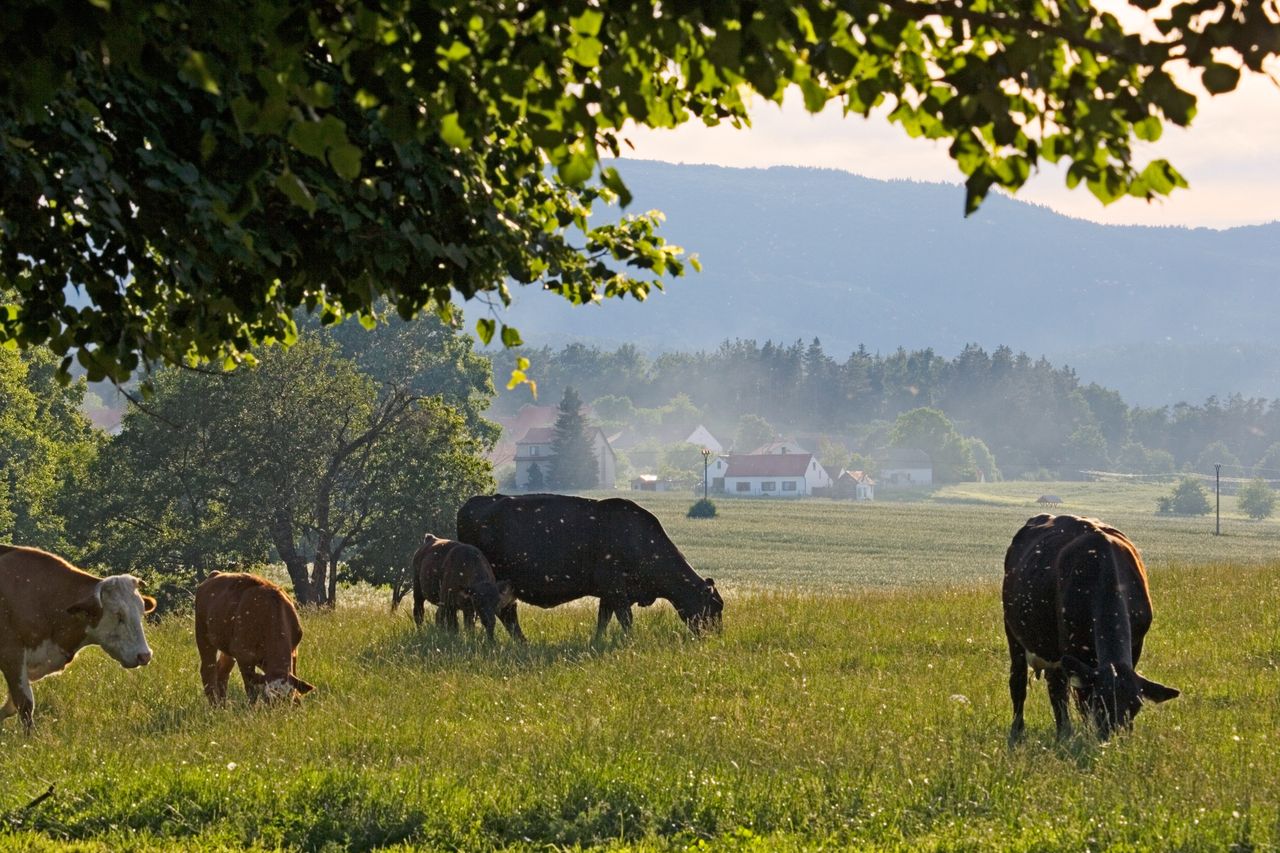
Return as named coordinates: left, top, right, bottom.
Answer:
left=749, top=438, right=807, bottom=455
left=516, top=426, right=556, bottom=444
left=879, top=447, right=932, bottom=468
left=725, top=452, right=815, bottom=478
left=837, top=469, right=874, bottom=485
left=684, top=425, right=723, bottom=452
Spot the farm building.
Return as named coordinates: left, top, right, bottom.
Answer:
left=834, top=470, right=875, bottom=501
left=722, top=452, right=832, bottom=497
left=878, top=448, right=933, bottom=487
left=514, top=426, right=617, bottom=490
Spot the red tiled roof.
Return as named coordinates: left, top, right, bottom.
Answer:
left=724, top=453, right=815, bottom=478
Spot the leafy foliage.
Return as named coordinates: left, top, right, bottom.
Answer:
left=1157, top=476, right=1212, bottom=516
left=733, top=415, right=776, bottom=454
left=74, top=319, right=495, bottom=605
left=687, top=498, right=718, bottom=519
left=4, top=1, right=1273, bottom=378
left=1237, top=478, right=1276, bottom=521
left=889, top=408, right=975, bottom=483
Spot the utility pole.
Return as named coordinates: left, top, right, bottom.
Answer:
left=1215, top=463, right=1221, bottom=536
left=701, top=448, right=711, bottom=500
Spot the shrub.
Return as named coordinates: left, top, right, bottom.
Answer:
left=1157, top=477, right=1211, bottom=515
left=687, top=498, right=717, bottom=519
left=1237, top=478, right=1276, bottom=520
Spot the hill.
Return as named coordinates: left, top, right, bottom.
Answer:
left=498, top=161, right=1280, bottom=406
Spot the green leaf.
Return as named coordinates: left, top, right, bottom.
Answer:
left=500, top=324, right=523, bottom=347
left=1201, top=63, right=1241, bottom=95
left=329, top=143, right=362, bottom=179
left=566, top=37, right=603, bottom=67
left=274, top=170, right=317, bottom=214
left=180, top=50, right=221, bottom=95
left=1133, top=115, right=1163, bottom=142
left=475, top=318, right=496, bottom=345
left=557, top=144, right=595, bottom=186
left=571, top=9, right=604, bottom=36
left=600, top=167, right=633, bottom=207
left=439, top=113, right=471, bottom=149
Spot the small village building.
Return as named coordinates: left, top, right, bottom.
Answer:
left=834, top=469, right=876, bottom=501
left=749, top=438, right=809, bottom=455
left=878, top=448, right=933, bottom=487
left=684, top=425, right=724, bottom=453
left=514, top=426, right=617, bottom=490
left=630, top=474, right=678, bottom=492
left=722, top=452, right=832, bottom=497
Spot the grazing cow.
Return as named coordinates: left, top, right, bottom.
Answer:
left=436, top=543, right=515, bottom=639
left=410, top=533, right=464, bottom=627
left=0, top=545, right=156, bottom=732
left=195, top=572, right=314, bottom=706
left=1003, top=514, right=1179, bottom=742
left=457, top=494, right=724, bottom=641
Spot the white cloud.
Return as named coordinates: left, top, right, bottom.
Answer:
left=623, top=75, right=1280, bottom=229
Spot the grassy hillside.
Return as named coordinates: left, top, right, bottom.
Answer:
left=2, top=488, right=1277, bottom=850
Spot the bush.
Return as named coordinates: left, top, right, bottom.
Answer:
left=687, top=498, right=717, bottom=519
left=1237, top=478, right=1276, bottom=520
left=1157, top=476, right=1211, bottom=515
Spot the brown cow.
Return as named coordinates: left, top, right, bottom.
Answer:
left=0, top=544, right=156, bottom=732
left=437, top=543, right=514, bottom=639
left=410, top=533, right=464, bottom=627
left=1003, top=514, right=1178, bottom=743
left=194, top=572, right=314, bottom=706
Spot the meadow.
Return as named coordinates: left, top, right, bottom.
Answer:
left=2, top=482, right=1279, bottom=851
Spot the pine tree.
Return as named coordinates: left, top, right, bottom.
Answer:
left=549, top=386, right=599, bottom=490
left=524, top=461, right=546, bottom=491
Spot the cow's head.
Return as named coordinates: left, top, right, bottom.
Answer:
left=70, top=575, right=157, bottom=668
left=678, top=577, right=724, bottom=635
left=1062, top=656, right=1179, bottom=738
left=469, top=580, right=514, bottom=637
left=259, top=674, right=315, bottom=705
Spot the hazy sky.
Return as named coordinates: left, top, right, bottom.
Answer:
left=624, top=72, right=1280, bottom=230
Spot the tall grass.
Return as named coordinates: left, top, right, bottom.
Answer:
left=2, top=558, right=1278, bottom=850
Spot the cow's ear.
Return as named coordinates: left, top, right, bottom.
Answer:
left=141, top=595, right=158, bottom=614
left=67, top=594, right=104, bottom=623
left=1060, top=655, right=1093, bottom=683
left=1137, top=675, right=1180, bottom=704
left=704, top=577, right=716, bottom=588
left=289, top=675, right=315, bottom=695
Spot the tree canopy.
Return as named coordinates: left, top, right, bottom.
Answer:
left=3, top=1, right=1275, bottom=380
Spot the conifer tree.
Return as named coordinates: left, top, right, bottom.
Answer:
left=549, top=386, right=599, bottom=491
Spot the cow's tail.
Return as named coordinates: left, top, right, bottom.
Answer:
left=410, top=557, right=425, bottom=624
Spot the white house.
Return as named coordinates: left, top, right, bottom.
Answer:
left=684, top=424, right=724, bottom=453
left=879, top=448, right=933, bottom=487
left=722, top=452, right=832, bottom=497
left=514, top=426, right=617, bottom=490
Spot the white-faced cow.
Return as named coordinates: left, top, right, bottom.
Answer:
left=0, top=545, right=156, bottom=732
left=1003, top=514, right=1179, bottom=743
left=457, top=494, right=723, bottom=641
left=194, top=572, right=314, bottom=706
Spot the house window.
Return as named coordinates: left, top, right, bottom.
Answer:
left=736, top=482, right=751, bottom=492
left=761, top=481, right=776, bottom=492
left=782, top=481, right=797, bottom=491
left=530, top=446, right=539, bottom=456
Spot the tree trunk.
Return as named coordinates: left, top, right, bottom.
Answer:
left=271, top=510, right=314, bottom=605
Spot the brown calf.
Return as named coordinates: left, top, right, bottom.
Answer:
left=194, top=572, right=314, bottom=705
left=437, top=543, right=514, bottom=639
left=0, top=544, right=156, bottom=732
left=410, top=533, right=464, bottom=627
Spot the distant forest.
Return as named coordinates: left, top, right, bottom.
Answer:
left=492, top=340, right=1280, bottom=481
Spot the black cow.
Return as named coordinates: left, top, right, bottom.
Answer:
left=1003, top=513, right=1179, bottom=743
left=457, top=493, right=723, bottom=640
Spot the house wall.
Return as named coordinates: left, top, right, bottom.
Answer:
left=724, top=476, right=808, bottom=496
left=881, top=466, right=933, bottom=486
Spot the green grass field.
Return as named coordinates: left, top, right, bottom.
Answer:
left=2, top=483, right=1278, bottom=851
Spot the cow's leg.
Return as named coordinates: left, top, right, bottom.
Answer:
left=237, top=660, right=263, bottom=704
left=594, top=600, right=614, bottom=641
left=1006, top=630, right=1028, bottom=746
left=462, top=601, right=477, bottom=633
left=498, top=601, right=526, bottom=643
left=1, top=653, right=35, bottom=733
left=412, top=578, right=426, bottom=627
left=615, top=605, right=634, bottom=633
left=1046, top=668, right=1073, bottom=740
left=197, top=630, right=225, bottom=706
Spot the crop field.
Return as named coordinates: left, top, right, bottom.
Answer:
left=2, top=483, right=1279, bottom=851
